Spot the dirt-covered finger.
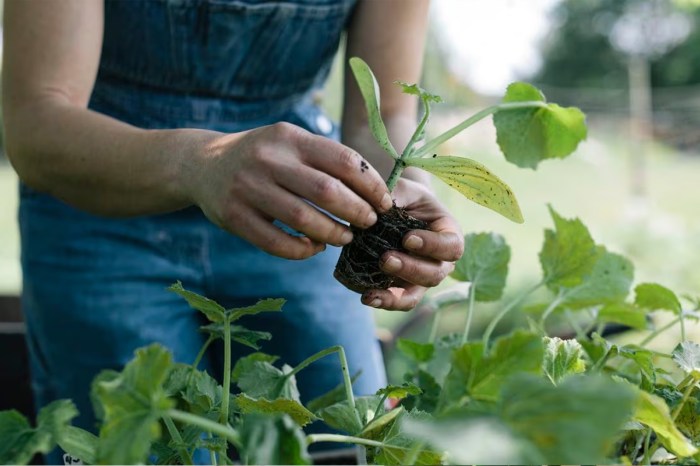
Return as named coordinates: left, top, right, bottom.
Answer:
left=379, top=251, right=454, bottom=288
left=225, top=208, right=326, bottom=260
left=403, top=229, right=464, bottom=262
left=276, top=167, right=378, bottom=229
left=361, top=285, right=426, bottom=311
left=298, top=134, right=393, bottom=213
left=255, top=186, right=353, bottom=246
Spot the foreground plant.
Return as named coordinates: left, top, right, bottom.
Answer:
left=333, top=57, right=587, bottom=292
left=3, top=208, right=700, bottom=465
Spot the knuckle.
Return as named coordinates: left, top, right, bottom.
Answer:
left=314, top=176, right=340, bottom=202
left=427, top=267, right=447, bottom=287
left=270, top=121, right=299, bottom=138
left=289, top=204, right=311, bottom=229
left=336, top=147, right=360, bottom=171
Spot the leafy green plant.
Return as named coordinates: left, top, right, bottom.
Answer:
left=4, top=62, right=698, bottom=465
left=334, top=57, right=587, bottom=292
left=4, top=208, right=700, bottom=464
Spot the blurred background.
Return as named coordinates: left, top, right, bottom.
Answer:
left=2, top=0, right=700, bottom=397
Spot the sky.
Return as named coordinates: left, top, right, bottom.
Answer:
left=431, top=0, right=562, bottom=95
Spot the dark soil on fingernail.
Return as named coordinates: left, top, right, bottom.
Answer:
left=334, top=203, right=428, bottom=293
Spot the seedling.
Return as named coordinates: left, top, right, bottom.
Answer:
left=334, top=57, right=587, bottom=293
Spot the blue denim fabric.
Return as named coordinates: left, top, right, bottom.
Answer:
left=19, top=0, right=388, bottom=462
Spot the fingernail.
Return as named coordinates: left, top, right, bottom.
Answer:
left=366, top=210, right=378, bottom=226
left=383, top=256, right=402, bottom=272
left=380, top=193, right=393, bottom=211
left=369, top=299, right=382, bottom=308
left=404, top=235, right=423, bottom=250
left=340, top=230, right=353, bottom=245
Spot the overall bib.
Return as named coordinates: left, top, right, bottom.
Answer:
left=18, top=0, right=386, bottom=461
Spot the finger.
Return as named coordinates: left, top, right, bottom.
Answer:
left=361, top=284, right=426, bottom=311
left=256, top=185, right=353, bottom=246
left=223, top=207, right=326, bottom=260
left=298, top=134, right=393, bottom=213
left=379, top=251, right=455, bottom=288
left=403, top=228, right=464, bottom=262
left=275, top=165, right=378, bottom=229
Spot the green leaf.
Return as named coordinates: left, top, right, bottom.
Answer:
left=451, top=232, right=511, bottom=301
left=598, top=302, right=649, bottom=330
left=94, top=344, right=175, bottom=464
left=201, top=323, right=272, bottom=350
left=318, top=396, right=381, bottom=435
left=359, top=406, right=404, bottom=441
left=228, top=298, right=285, bottom=322
left=673, top=341, right=700, bottom=379
left=376, top=383, right=422, bottom=401
left=493, top=82, right=587, bottom=169
left=439, top=330, right=543, bottom=410
left=239, top=414, right=311, bottom=465
left=634, top=389, right=698, bottom=457
left=233, top=395, right=317, bottom=427
left=168, top=281, right=226, bottom=323
left=401, top=370, right=441, bottom=414
left=402, top=415, right=537, bottom=465
left=366, top=410, right=444, bottom=466
left=396, top=339, right=435, bottom=364
left=501, top=374, right=636, bottom=464
left=676, top=392, right=700, bottom=443
left=234, top=356, right=300, bottom=402
left=306, top=371, right=362, bottom=414
left=562, top=250, right=635, bottom=308
left=57, top=426, right=98, bottom=465
left=394, top=81, right=442, bottom=104
left=542, top=337, right=586, bottom=384
left=0, top=400, right=79, bottom=465
left=539, top=207, right=601, bottom=291
left=635, top=283, right=682, bottom=314
left=348, top=57, right=400, bottom=159
left=231, top=352, right=279, bottom=382
left=406, top=156, right=523, bottom=223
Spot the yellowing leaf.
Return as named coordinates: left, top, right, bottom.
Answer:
left=406, top=155, right=523, bottom=223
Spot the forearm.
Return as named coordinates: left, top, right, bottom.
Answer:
left=5, top=98, right=224, bottom=216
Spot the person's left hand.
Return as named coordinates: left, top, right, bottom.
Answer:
left=360, top=178, right=464, bottom=311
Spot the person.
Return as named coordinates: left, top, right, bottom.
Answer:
left=3, top=0, right=462, bottom=461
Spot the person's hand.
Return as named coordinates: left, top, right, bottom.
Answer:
left=360, top=178, right=464, bottom=311
left=185, top=122, right=393, bottom=259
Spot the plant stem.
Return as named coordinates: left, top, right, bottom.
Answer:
left=307, top=434, right=385, bottom=449
left=192, top=335, right=214, bottom=370
left=163, top=416, right=194, bottom=465
left=539, top=290, right=567, bottom=333
left=385, top=160, right=406, bottom=192
left=639, top=316, right=682, bottom=347
left=428, top=310, right=442, bottom=344
left=641, top=429, right=653, bottom=465
left=286, top=346, right=360, bottom=427
left=412, top=101, right=548, bottom=158
left=402, top=98, right=432, bottom=160
left=680, top=312, right=686, bottom=342
left=207, top=431, right=218, bottom=466
left=482, top=281, right=543, bottom=351
left=564, top=309, right=586, bottom=340
left=672, top=378, right=697, bottom=421
left=460, top=283, right=477, bottom=345
left=167, top=409, right=240, bottom=446
left=220, top=318, right=232, bottom=427
left=373, top=393, right=389, bottom=421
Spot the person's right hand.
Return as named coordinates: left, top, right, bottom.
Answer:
left=185, top=122, right=393, bottom=260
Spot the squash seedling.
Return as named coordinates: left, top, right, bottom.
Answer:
left=334, top=57, right=588, bottom=293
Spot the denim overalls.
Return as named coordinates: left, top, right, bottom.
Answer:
left=19, top=0, right=386, bottom=460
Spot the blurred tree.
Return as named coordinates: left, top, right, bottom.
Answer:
left=534, top=0, right=700, bottom=89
